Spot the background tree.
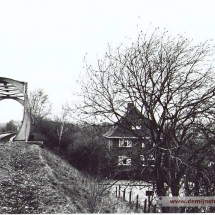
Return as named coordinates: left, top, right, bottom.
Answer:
left=76, top=29, right=215, bottom=211
left=55, top=105, right=70, bottom=153
left=29, top=88, right=52, bottom=120
left=29, top=88, right=52, bottom=139
left=6, top=120, right=18, bottom=132
left=0, top=123, right=7, bottom=133
left=68, top=123, right=110, bottom=176
left=28, top=89, right=76, bottom=158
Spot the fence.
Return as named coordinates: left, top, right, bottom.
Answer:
left=113, top=183, right=159, bottom=212
left=79, top=176, right=160, bottom=213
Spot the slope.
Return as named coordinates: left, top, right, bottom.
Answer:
left=0, top=142, right=137, bottom=213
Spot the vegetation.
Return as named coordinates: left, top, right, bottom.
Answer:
left=74, top=29, right=215, bottom=212
left=2, top=28, right=215, bottom=212
left=29, top=88, right=52, bottom=120
left=0, top=142, right=137, bottom=213
left=0, top=120, right=18, bottom=133
left=30, top=114, right=110, bottom=176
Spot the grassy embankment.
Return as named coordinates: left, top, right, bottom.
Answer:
left=0, top=142, right=139, bottom=213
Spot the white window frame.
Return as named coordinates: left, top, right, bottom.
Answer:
left=208, top=161, right=214, bottom=167
left=131, top=125, right=141, bottom=130
left=140, top=154, right=155, bottom=166
left=118, top=156, right=131, bottom=166
left=140, top=155, right=147, bottom=166
left=119, top=139, right=132, bottom=147
left=148, top=154, right=155, bottom=166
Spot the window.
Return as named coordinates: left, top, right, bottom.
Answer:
left=208, top=161, right=214, bottom=167
left=118, top=156, right=131, bottom=166
left=131, top=118, right=142, bottom=129
left=132, top=125, right=141, bottom=130
left=148, top=154, right=155, bottom=166
left=140, top=154, right=155, bottom=166
left=119, top=139, right=132, bottom=147
left=140, top=155, right=147, bottom=166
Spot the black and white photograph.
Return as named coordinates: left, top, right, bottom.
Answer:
left=0, top=0, right=215, bottom=213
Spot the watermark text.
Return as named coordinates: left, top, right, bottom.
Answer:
left=158, top=196, right=215, bottom=207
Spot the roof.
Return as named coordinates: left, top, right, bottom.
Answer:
left=103, top=103, right=151, bottom=138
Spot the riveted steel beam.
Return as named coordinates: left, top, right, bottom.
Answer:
left=0, top=77, right=31, bottom=141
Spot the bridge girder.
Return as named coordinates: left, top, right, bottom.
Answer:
left=0, top=77, right=31, bottom=141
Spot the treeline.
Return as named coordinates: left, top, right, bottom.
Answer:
left=31, top=115, right=111, bottom=177
left=0, top=88, right=111, bottom=177
left=0, top=120, right=19, bottom=133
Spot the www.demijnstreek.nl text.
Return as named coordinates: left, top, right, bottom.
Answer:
left=158, top=197, right=215, bottom=207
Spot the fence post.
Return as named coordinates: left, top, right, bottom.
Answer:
left=136, top=194, right=139, bottom=209
left=129, top=191, right=132, bottom=204
left=144, top=199, right=147, bottom=213
left=115, top=186, right=118, bottom=197
left=153, top=204, right=157, bottom=213
left=148, top=195, right=151, bottom=212
left=123, top=188, right=126, bottom=200
left=118, top=185, right=121, bottom=198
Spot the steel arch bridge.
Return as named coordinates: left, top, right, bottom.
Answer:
left=0, top=77, right=31, bottom=141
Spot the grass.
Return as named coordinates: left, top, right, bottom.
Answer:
left=0, top=142, right=139, bottom=213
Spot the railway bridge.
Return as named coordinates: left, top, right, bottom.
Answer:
left=0, top=77, right=31, bottom=141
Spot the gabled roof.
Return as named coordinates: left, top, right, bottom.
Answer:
left=103, top=103, right=151, bottom=138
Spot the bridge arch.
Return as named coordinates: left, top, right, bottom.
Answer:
left=0, top=77, right=31, bottom=141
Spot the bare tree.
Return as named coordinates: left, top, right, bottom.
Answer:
left=76, top=29, right=215, bottom=211
left=55, top=105, right=69, bottom=153
left=29, top=88, right=52, bottom=119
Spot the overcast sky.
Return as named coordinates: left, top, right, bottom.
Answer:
left=0, top=0, right=215, bottom=123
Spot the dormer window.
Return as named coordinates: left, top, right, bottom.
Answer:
left=132, top=125, right=141, bottom=130
left=131, top=118, right=142, bottom=130
left=118, top=156, right=131, bottom=166
left=208, top=161, right=214, bottom=167
left=119, top=139, right=132, bottom=147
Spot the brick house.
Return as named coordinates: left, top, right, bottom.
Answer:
left=103, top=103, right=155, bottom=180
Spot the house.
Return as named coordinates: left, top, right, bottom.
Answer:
left=103, top=103, right=155, bottom=180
